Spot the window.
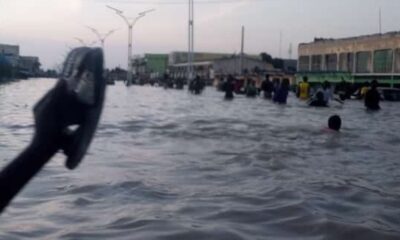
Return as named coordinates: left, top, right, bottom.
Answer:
left=311, top=55, right=322, bottom=71
left=299, top=56, right=310, bottom=71
left=374, top=49, right=393, bottom=73
left=339, top=52, right=354, bottom=72
left=325, top=54, right=337, bottom=71
left=395, top=49, right=400, bottom=73
left=356, top=51, right=372, bottom=73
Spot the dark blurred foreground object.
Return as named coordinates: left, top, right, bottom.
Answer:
left=328, top=115, right=341, bottom=131
left=379, top=87, right=400, bottom=101
left=0, top=47, right=106, bottom=213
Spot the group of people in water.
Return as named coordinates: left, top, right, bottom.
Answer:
left=221, top=74, right=381, bottom=111
left=222, top=74, right=291, bottom=104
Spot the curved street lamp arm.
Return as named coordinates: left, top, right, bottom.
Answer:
left=132, top=9, right=155, bottom=27
left=117, top=12, right=131, bottom=26
left=106, top=5, right=130, bottom=26
left=106, top=5, right=123, bottom=14
left=86, top=26, right=102, bottom=40
left=105, top=29, right=118, bottom=38
left=74, top=37, right=86, bottom=46
left=132, top=14, right=145, bottom=27
left=138, top=8, right=155, bottom=16
left=88, top=41, right=97, bottom=47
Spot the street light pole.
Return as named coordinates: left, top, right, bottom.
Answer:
left=86, top=26, right=117, bottom=49
left=187, top=0, right=194, bottom=85
left=107, top=5, right=155, bottom=86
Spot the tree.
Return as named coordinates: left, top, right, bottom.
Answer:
left=272, top=58, right=284, bottom=69
left=260, top=52, right=273, bottom=63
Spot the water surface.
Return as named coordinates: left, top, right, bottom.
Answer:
left=1, top=79, right=400, bottom=239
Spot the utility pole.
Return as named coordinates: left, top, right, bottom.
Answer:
left=240, top=26, right=245, bottom=75
left=187, top=0, right=194, bottom=85
left=107, top=5, right=155, bottom=86
left=379, top=7, right=382, bottom=34
left=279, top=31, right=282, bottom=58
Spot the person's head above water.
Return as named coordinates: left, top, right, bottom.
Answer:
left=328, top=115, right=341, bottom=131
left=323, top=80, right=331, bottom=90
left=316, top=91, right=324, bottom=101
left=371, top=79, right=378, bottom=89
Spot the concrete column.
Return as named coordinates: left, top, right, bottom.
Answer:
left=391, top=48, right=395, bottom=88
left=370, top=50, right=374, bottom=73
left=335, top=53, right=339, bottom=71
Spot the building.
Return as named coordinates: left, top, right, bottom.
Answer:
left=168, top=51, right=234, bottom=83
left=19, top=56, right=41, bottom=77
left=1, top=43, right=42, bottom=79
left=297, top=32, right=400, bottom=87
left=132, top=54, right=169, bottom=80
left=108, top=67, right=127, bottom=81
left=168, top=51, right=232, bottom=65
left=168, top=54, right=272, bottom=78
left=0, top=44, right=20, bottom=67
left=213, top=55, right=273, bottom=75
left=169, top=61, right=214, bottom=81
left=281, top=59, right=297, bottom=73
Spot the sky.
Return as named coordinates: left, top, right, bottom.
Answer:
left=1, top=0, right=400, bottom=69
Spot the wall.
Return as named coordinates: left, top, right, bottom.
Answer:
left=213, top=57, right=271, bottom=75
left=298, top=32, right=400, bottom=74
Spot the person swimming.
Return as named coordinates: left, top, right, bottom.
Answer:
left=328, top=115, right=341, bottom=131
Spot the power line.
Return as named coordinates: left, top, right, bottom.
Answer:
left=98, top=0, right=267, bottom=5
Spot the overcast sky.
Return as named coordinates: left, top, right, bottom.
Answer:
left=1, top=0, right=399, bottom=69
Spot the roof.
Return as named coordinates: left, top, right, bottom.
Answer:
left=299, top=31, right=400, bottom=46
left=213, top=54, right=262, bottom=62
left=0, top=43, right=19, bottom=48
left=171, top=61, right=213, bottom=67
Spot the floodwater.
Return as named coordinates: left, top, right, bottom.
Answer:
left=1, top=78, right=400, bottom=239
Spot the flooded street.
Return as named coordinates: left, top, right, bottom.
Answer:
left=1, top=78, right=400, bottom=239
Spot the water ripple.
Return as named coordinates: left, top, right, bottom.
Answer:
left=0, top=79, right=400, bottom=239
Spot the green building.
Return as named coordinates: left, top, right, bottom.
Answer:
left=132, top=54, right=169, bottom=80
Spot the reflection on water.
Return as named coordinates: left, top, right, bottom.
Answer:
left=1, top=79, right=400, bottom=239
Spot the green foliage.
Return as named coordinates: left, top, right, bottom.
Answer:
left=260, top=52, right=284, bottom=69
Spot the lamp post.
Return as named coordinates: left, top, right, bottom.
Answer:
left=187, top=0, right=194, bottom=85
left=107, top=5, right=155, bottom=86
left=86, top=26, right=117, bottom=49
